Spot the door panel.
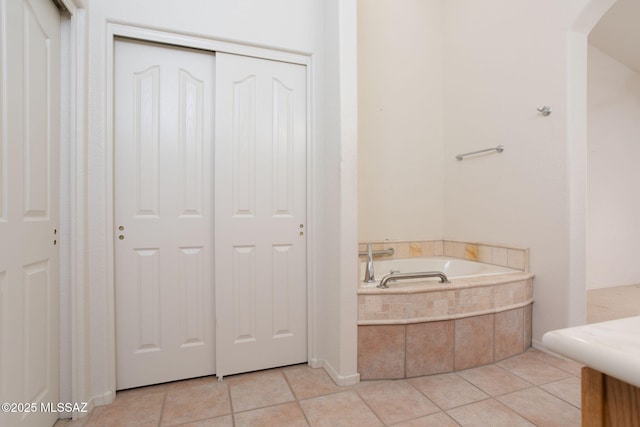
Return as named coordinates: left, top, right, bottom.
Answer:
left=0, top=0, right=60, bottom=426
left=215, top=53, right=307, bottom=378
left=114, top=39, right=215, bottom=390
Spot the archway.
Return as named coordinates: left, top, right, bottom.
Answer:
left=566, top=0, right=617, bottom=327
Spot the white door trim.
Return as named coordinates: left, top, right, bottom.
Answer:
left=57, top=1, right=94, bottom=419
left=102, top=23, right=316, bottom=398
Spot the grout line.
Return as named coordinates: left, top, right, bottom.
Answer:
left=224, top=378, right=236, bottom=426
left=157, top=388, right=167, bottom=427
left=403, top=324, right=407, bottom=378
left=352, top=387, right=386, bottom=426
left=405, top=377, right=449, bottom=413
left=538, top=378, right=582, bottom=410
left=492, top=313, right=496, bottom=364
left=280, top=367, right=313, bottom=426
left=453, top=371, right=491, bottom=402
left=279, top=366, right=298, bottom=401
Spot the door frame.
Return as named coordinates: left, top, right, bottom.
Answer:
left=104, top=23, right=316, bottom=397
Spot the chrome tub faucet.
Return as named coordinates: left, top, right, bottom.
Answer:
left=364, top=243, right=376, bottom=283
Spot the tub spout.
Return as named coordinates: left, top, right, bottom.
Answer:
left=363, top=244, right=376, bottom=283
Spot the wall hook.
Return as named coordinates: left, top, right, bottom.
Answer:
left=537, top=105, right=552, bottom=116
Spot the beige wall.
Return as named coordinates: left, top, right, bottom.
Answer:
left=358, top=0, right=595, bottom=344
left=442, top=0, right=591, bottom=344
left=587, top=45, right=640, bottom=289
left=357, top=0, right=445, bottom=242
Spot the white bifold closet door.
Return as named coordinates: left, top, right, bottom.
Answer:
left=214, top=52, right=307, bottom=379
left=0, top=0, right=61, bottom=426
left=114, top=39, right=216, bottom=390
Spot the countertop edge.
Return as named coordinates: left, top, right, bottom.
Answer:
left=542, top=318, right=640, bottom=389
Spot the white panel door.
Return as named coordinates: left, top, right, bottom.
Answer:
left=0, top=0, right=60, bottom=426
left=215, top=53, right=307, bottom=378
left=114, top=39, right=215, bottom=390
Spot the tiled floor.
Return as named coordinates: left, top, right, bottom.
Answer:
left=54, top=348, right=582, bottom=427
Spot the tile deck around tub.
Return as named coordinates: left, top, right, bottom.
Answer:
left=55, top=348, right=582, bottom=427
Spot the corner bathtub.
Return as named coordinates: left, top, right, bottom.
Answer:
left=357, top=257, right=534, bottom=380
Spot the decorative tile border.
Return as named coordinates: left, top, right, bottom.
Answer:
left=358, top=240, right=529, bottom=272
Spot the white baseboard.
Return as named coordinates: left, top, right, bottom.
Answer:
left=308, top=357, right=324, bottom=369
left=314, top=358, right=360, bottom=387
left=94, top=389, right=115, bottom=406
left=66, top=390, right=112, bottom=420
left=587, top=280, right=640, bottom=291
left=532, top=339, right=580, bottom=363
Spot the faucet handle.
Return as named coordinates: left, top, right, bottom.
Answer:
left=363, top=243, right=376, bottom=283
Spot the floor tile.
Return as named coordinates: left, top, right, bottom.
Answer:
left=161, top=380, right=231, bottom=426
left=497, top=387, right=581, bottom=426
left=525, top=348, right=583, bottom=377
left=119, top=381, right=169, bottom=395
left=178, top=416, right=234, bottom=426
left=408, top=373, right=488, bottom=410
left=53, top=418, right=89, bottom=427
left=227, top=369, right=295, bottom=413
left=447, top=399, right=534, bottom=427
left=348, top=378, right=392, bottom=390
left=457, top=364, right=531, bottom=396
left=299, top=391, right=382, bottom=427
left=234, top=402, right=308, bottom=427
left=86, top=387, right=165, bottom=427
left=356, top=380, right=440, bottom=425
left=282, top=365, right=343, bottom=400
left=163, top=376, right=217, bottom=392
left=496, top=351, right=572, bottom=385
left=55, top=346, right=586, bottom=427
left=391, top=411, right=461, bottom=426
left=540, top=376, right=582, bottom=409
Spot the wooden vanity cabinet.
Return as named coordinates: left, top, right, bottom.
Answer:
left=582, top=367, right=640, bottom=426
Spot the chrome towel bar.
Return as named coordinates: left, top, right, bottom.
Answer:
left=456, top=145, right=504, bottom=161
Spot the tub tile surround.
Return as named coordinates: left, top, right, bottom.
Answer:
left=358, top=278, right=533, bottom=323
left=358, top=239, right=529, bottom=272
left=358, top=306, right=533, bottom=380
left=405, top=321, right=455, bottom=377
left=357, top=240, right=533, bottom=380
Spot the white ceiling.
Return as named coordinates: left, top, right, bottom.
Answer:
left=589, top=0, right=640, bottom=73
